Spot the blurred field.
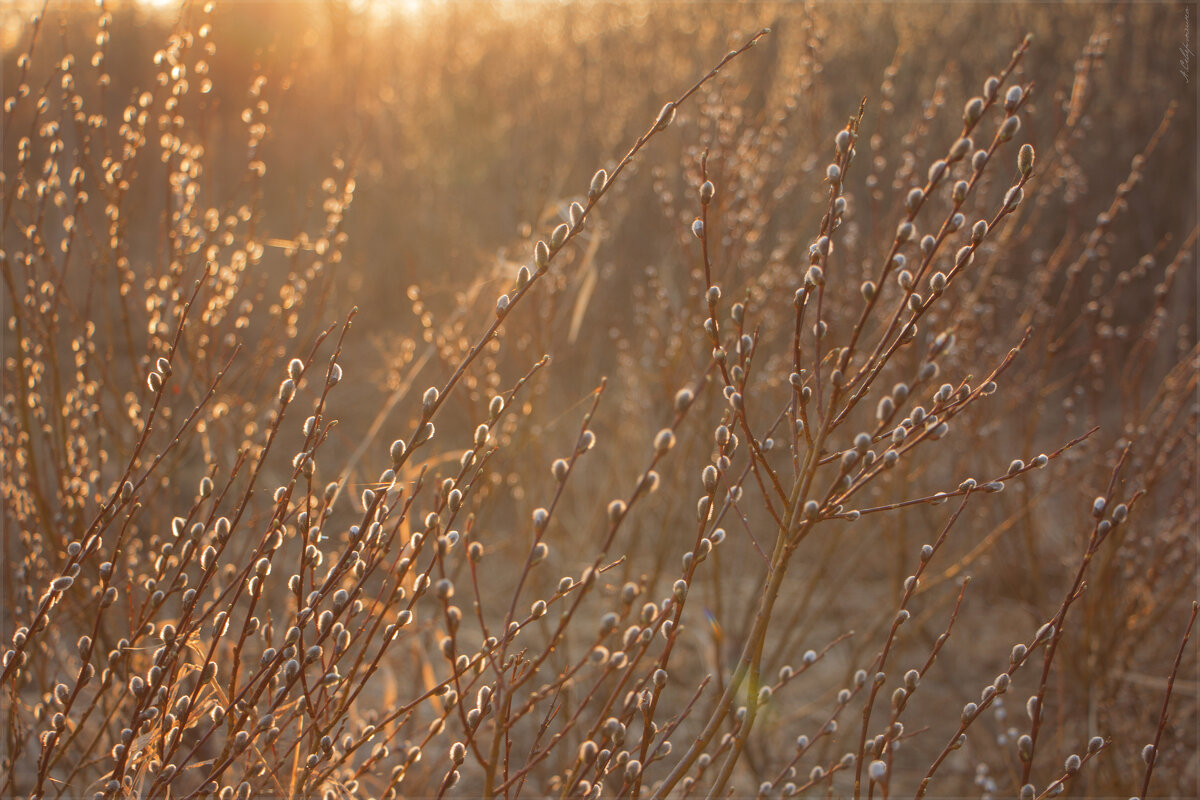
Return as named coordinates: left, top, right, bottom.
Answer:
left=2, top=2, right=1196, bottom=798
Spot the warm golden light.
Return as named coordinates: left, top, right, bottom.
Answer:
left=2, top=3, right=1194, bottom=798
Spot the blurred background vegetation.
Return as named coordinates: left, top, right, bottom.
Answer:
left=10, top=0, right=1188, bottom=461
left=2, top=0, right=1195, bottom=795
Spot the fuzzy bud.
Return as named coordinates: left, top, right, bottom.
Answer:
left=1004, top=85, right=1024, bottom=112
left=653, top=102, right=676, bottom=131
left=589, top=169, right=607, bottom=201
left=999, top=115, right=1021, bottom=142
left=1018, top=143, right=1035, bottom=176
left=971, top=219, right=988, bottom=244
left=963, top=97, right=985, bottom=125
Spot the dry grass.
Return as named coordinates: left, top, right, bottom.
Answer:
left=2, top=2, right=1196, bottom=799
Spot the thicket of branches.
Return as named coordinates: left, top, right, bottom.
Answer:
left=2, top=3, right=1196, bottom=798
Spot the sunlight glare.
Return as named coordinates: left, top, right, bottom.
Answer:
left=351, top=0, right=440, bottom=22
